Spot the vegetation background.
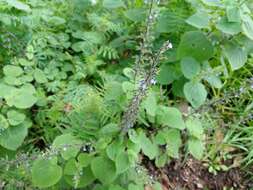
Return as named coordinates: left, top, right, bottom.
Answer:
left=0, top=0, right=253, bottom=189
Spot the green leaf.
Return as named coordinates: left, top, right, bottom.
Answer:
left=0, top=114, right=9, bottom=130
left=115, top=151, right=131, bottom=174
left=5, top=0, right=31, bottom=12
left=180, top=57, right=200, bottom=79
left=155, top=153, right=168, bottom=167
left=157, top=64, right=181, bottom=85
left=226, top=6, right=241, bottom=23
left=0, top=124, right=28, bottom=150
left=10, top=89, right=37, bottom=109
left=109, top=185, right=125, bottom=190
left=186, top=117, right=203, bottom=139
left=52, top=134, right=82, bottom=160
left=78, top=153, right=93, bottom=167
left=165, top=129, right=181, bottom=158
left=184, top=82, right=207, bottom=108
left=242, top=14, right=253, bottom=40
left=18, top=58, right=34, bottom=66
left=7, top=110, right=26, bottom=126
left=177, top=31, right=214, bottom=62
left=188, top=137, right=204, bottom=160
left=186, top=11, right=210, bottom=29
left=224, top=43, right=247, bottom=70
left=64, top=159, right=95, bottom=188
left=124, top=8, right=146, bottom=22
left=91, top=156, right=117, bottom=184
left=32, top=158, right=62, bottom=188
left=156, top=106, right=185, bottom=129
left=3, top=65, right=23, bottom=77
left=140, top=132, right=159, bottom=160
left=103, top=0, right=124, bottom=9
left=4, top=76, right=22, bottom=86
left=142, top=92, right=157, bottom=117
left=216, top=17, right=241, bottom=35
left=34, top=69, right=48, bottom=83
left=106, top=139, right=123, bottom=161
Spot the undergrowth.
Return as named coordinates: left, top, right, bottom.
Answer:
left=0, top=0, right=253, bottom=189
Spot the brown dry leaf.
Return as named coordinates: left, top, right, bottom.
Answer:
left=144, top=185, right=153, bottom=190
left=215, top=129, right=224, bottom=144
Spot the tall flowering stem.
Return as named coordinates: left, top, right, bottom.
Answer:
left=120, top=0, right=172, bottom=134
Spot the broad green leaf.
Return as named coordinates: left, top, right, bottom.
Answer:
left=11, top=90, right=37, bottom=109
left=64, top=159, right=95, bottom=188
left=7, top=110, right=26, bottom=126
left=201, top=0, right=223, bottom=7
left=128, top=184, right=144, bottom=190
left=115, top=151, right=130, bottom=174
left=142, top=92, right=157, bottom=117
left=157, top=64, right=181, bottom=85
left=103, top=0, right=124, bottom=9
left=106, top=139, right=123, bottom=161
left=32, top=159, right=62, bottom=188
left=0, top=84, right=16, bottom=98
left=109, top=185, right=125, bottom=190
left=165, top=129, right=181, bottom=158
left=156, top=106, right=185, bottom=129
left=18, top=58, right=34, bottom=66
left=186, top=11, right=210, bottom=29
left=172, top=77, right=187, bottom=97
left=216, top=17, right=241, bottom=35
left=52, top=134, right=82, bottom=160
left=91, top=156, right=117, bottom=184
left=188, top=137, right=204, bottom=160
left=140, top=132, right=159, bottom=160
left=124, top=8, right=146, bottom=22
left=0, top=124, right=28, bottom=150
left=4, top=76, right=22, bottom=86
left=184, top=82, right=207, bottom=108
left=47, top=16, right=66, bottom=26
left=226, top=6, right=240, bottom=23
left=204, top=75, right=222, bottom=89
left=78, top=153, right=93, bottom=167
left=0, top=114, right=9, bottom=130
left=155, top=153, right=168, bottom=167
left=224, top=43, right=247, bottom=70
left=177, top=31, right=214, bottom=62
left=186, top=117, right=203, bottom=139
left=3, top=65, right=23, bottom=77
left=99, top=123, right=120, bottom=136
left=5, top=0, right=31, bottom=12
left=180, top=57, right=200, bottom=79
left=34, top=69, right=48, bottom=83
left=242, top=15, right=253, bottom=40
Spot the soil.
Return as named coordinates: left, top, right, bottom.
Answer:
left=144, top=158, right=253, bottom=190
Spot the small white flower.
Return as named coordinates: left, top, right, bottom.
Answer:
left=63, top=147, right=67, bottom=151
left=150, top=78, right=156, bottom=85
left=167, top=42, right=173, bottom=49
left=90, top=0, right=97, bottom=5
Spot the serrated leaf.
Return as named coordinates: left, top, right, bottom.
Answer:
left=186, top=117, right=203, bottom=139
left=91, top=156, right=117, bottom=184
left=180, top=57, right=200, bottom=79
left=177, top=31, right=214, bottom=62
left=156, top=106, right=185, bottom=129
left=142, top=92, right=157, bottom=117
left=32, top=159, right=62, bottom=188
left=184, top=82, right=207, bottom=108
left=186, top=11, right=210, bottom=29
left=188, top=137, right=204, bottom=160
left=224, top=43, right=247, bottom=70
left=165, top=129, right=181, bottom=158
